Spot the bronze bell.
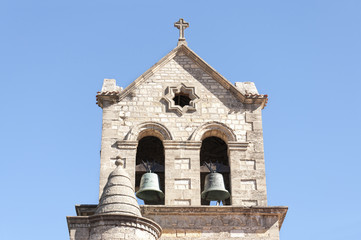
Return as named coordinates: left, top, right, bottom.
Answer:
left=136, top=172, right=164, bottom=202
left=201, top=172, right=230, bottom=201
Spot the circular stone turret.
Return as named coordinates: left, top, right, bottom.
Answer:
left=95, top=160, right=141, bottom=216
left=89, top=160, right=162, bottom=240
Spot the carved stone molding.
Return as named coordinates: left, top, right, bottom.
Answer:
left=189, top=121, right=237, bottom=142
left=163, top=140, right=202, bottom=150
left=228, top=141, right=249, bottom=151
left=67, top=214, right=162, bottom=240
left=89, top=214, right=162, bottom=239
left=116, top=140, right=138, bottom=150
left=141, top=206, right=287, bottom=231
left=96, top=91, right=120, bottom=108
left=125, top=122, right=173, bottom=141
left=163, top=83, right=200, bottom=114
left=73, top=205, right=288, bottom=231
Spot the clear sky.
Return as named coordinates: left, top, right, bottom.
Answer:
left=1, top=1, right=360, bottom=239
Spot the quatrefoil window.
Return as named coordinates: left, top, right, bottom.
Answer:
left=163, top=84, right=200, bottom=114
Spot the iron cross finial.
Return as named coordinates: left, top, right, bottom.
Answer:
left=174, top=18, right=189, bottom=46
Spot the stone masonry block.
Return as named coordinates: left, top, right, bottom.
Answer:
left=96, top=49, right=274, bottom=228
left=174, top=179, right=191, bottom=189
left=240, top=180, right=257, bottom=190
left=252, top=121, right=263, bottom=130
left=245, top=112, right=262, bottom=123
left=174, top=158, right=191, bottom=169
left=246, top=131, right=263, bottom=141
left=240, top=160, right=256, bottom=170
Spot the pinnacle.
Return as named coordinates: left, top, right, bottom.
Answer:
left=95, top=161, right=141, bottom=217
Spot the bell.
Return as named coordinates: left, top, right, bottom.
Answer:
left=201, top=172, right=230, bottom=201
left=136, top=172, right=164, bottom=202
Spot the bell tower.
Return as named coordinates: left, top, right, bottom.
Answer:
left=67, top=19, right=287, bottom=240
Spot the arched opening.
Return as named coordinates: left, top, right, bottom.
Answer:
left=189, top=121, right=237, bottom=142
left=135, top=136, right=165, bottom=205
left=125, top=122, right=173, bottom=141
left=200, top=136, right=231, bottom=205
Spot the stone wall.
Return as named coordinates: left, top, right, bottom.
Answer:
left=98, top=50, right=267, bottom=207
left=141, top=206, right=287, bottom=240
left=67, top=215, right=162, bottom=240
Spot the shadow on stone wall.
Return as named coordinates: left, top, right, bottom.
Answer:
left=145, top=214, right=279, bottom=234
left=173, top=55, right=246, bottom=114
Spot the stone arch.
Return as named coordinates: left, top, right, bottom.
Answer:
left=189, top=121, right=237, bottom=142
left=125, top=122, right=173, bottom=141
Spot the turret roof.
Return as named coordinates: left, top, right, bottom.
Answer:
left=95, top=160, right=141, bottom=217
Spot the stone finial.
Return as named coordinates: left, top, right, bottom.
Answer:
left=95, top=160, right=141, bottom=217
left=234, top=82, right=259, bottom=95
left=101, top=79, right=122, bottom=93
left=174, top=18, right=189, bottom=46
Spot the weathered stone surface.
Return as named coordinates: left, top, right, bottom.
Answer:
left=67, top=215, right=162, bottom=240
left=141, top=206, right=287, bottom=240
left=68, top=160, right=162, bottom=240
left=101, top=79, right=123, bottom=92
left=68, top=20, right=287, bottom=240
left=235, top=82, right=259, bottom=95
left=98, top=45, right=268, bottom=207
left=95, top=160, right=141, bottom=217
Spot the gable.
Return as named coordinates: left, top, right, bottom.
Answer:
left=121, top=52, right=244, bottom=116
left=114, top=57, right=250, bottom=142
left=116, top=44, right=267, bottom=109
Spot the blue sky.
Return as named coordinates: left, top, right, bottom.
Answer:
left=1, top=1, right=360, bottom=239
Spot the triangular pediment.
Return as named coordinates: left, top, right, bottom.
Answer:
left=118, top=44, right=267, bottom=108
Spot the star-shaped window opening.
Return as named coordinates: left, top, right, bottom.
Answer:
left=172, top=93, right=191, bottom=107
left=163, top=84, right=200, bottom=114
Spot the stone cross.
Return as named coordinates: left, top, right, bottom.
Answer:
left=174, top=18, right=189, bottom=45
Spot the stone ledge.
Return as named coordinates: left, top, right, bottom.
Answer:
left=75, top=204, right=97, bottom=216
left=73, top=205, right=287, bottom=231
left=228, top=141, right=249, bottom=151
left=140, top=206, right=287, bottom=230
left=67, top=214, right=162, bottom=239
left=163, top=140, right=202, bottom=149
left=96, top=91, right=120, bottom=108
left=116, top=140, right=138, bottom=150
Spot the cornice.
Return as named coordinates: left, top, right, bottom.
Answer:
left=228, top=141, right=249, bottom=151
left=72, top=204, right=288, bottom=230
left=163, top=140, right=202, bottom=150
left=141, top=205, right=288, bottom=230
left=116, top=140, right=138, bottom=150
left=67, top=214, right=162, bottom=239
left=96, top=91, right=120, bottom=108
